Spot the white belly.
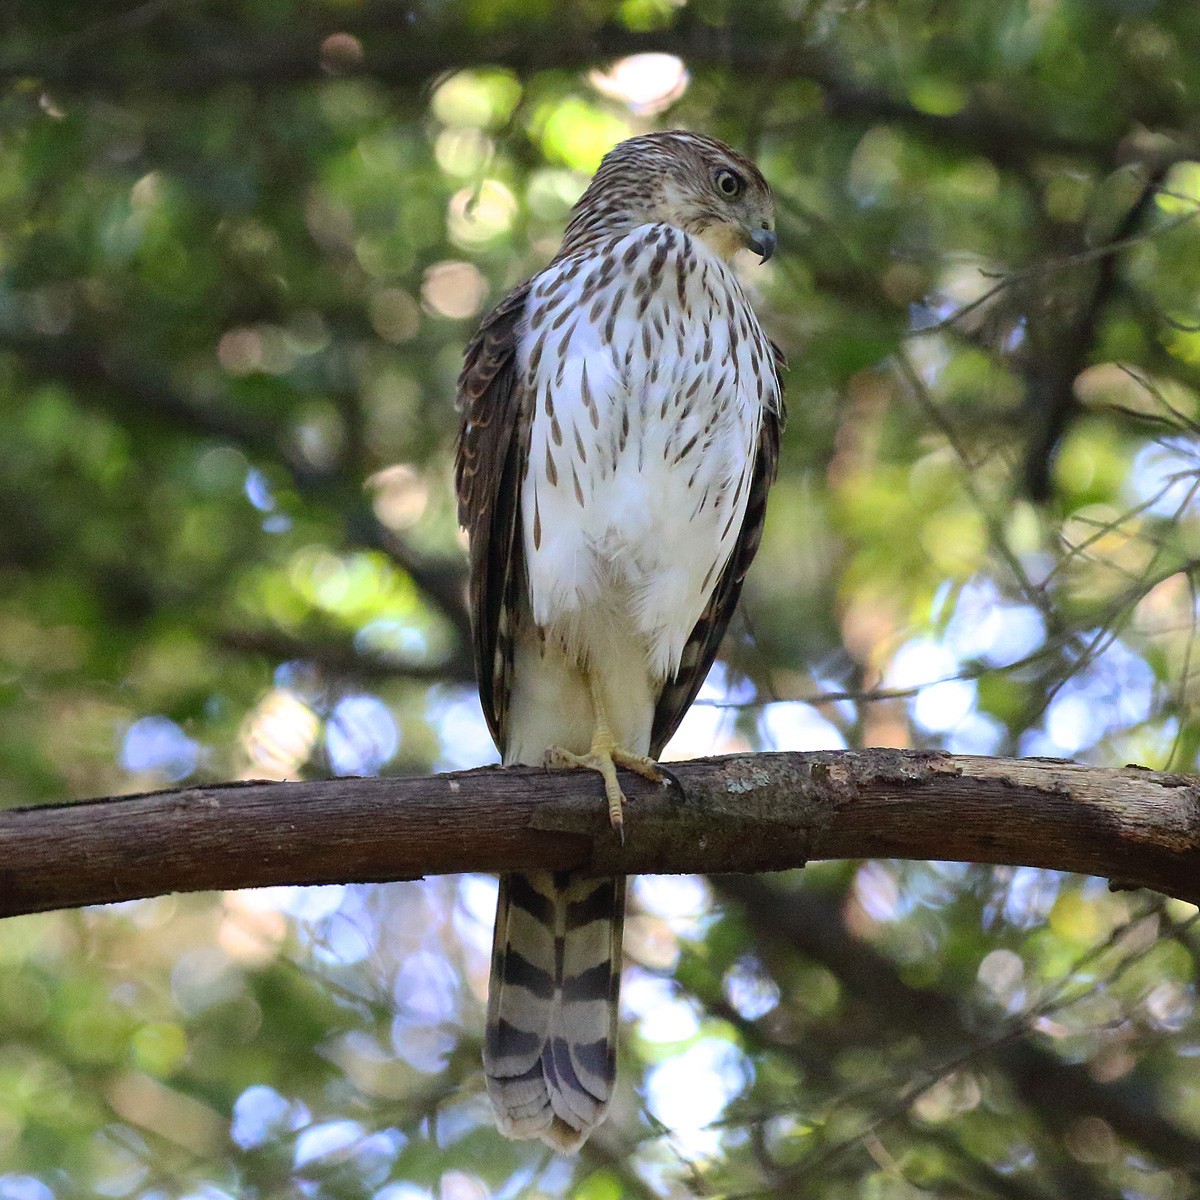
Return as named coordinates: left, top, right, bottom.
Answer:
left=517, top=224, right=777, bottom=688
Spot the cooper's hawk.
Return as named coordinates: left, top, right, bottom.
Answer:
left=455, top=131, right=784, bottom=1150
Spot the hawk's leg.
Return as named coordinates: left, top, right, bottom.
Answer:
left=544, top=681, right=664, bottom=841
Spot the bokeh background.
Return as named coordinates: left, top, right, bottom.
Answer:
left=3, top=1, right=1200, bottom=1197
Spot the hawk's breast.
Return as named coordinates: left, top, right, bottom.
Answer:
left=518, top=223, right=780, bottom=681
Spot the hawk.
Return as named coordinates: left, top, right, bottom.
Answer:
left=455, top=130, right=784, bottom=1150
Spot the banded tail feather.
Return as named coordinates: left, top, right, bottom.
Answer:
left=485, top=870, right=624, bottom=1151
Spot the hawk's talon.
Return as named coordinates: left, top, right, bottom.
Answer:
left=608, top=747, right=666, bottom=784
left=543, top=735, right=663, bottom=841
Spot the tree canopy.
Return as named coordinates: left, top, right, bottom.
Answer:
left=2, top=2, right=1200, bottom=1198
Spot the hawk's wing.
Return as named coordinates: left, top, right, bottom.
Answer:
left=649, top=347, right=786, bottom=757
left=454, top=282, right=532, bottom=757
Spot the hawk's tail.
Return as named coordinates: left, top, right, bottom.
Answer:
left=484, top=870, right=624, bottom=1151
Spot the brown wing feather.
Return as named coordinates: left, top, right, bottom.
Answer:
left=454, top=282, right=532, bottom=756
left=649, top=346, right=786, bottom=757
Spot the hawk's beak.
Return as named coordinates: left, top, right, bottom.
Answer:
left=747, top=228, right=777, bottom=263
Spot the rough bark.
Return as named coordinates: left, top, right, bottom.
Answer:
left=1, top=749, right=1197, bottom=918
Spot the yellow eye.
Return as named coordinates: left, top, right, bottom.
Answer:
left=715, top=168, right=744, bottom=198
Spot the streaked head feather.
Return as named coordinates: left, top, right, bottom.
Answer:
left=559, top=130, right=775, bottom=264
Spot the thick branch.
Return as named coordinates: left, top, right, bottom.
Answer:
left=1021, top=158, right=1179, bottom=500
left=0, top=750, right=1197, bottom=918
left=4, top=20, right=1114, bottom=167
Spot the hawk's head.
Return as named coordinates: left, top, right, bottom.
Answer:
left=562, top=130, right=776, bottom=265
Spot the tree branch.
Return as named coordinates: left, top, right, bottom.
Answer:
left=213, top=625, right=475, bottom=684
left=5, top=326, right=475, bottom=650
left=2, top=19, right=1116, bottom=167
left=719, top=877, right=1200, bottom=1174
left=1020, top=159, right=1180, bottom=501
left=1, top=750, right=1197, bottom=919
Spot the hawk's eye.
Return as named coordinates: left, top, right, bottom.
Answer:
left=715, top=168, right=744, bottom=198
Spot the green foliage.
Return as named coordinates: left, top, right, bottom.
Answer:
left=2, top=1, right=1200, bottom=1197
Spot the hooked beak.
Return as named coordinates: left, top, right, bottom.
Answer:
left=747, top=228, right=777, bottom=263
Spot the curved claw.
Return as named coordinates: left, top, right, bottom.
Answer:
left=655, top=763, right=684, bottom=796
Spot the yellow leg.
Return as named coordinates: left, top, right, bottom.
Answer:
left=544, top=680, right=664, bottom=841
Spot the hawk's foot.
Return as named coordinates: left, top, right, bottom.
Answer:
left=544, top=732, right=665, bottom=843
